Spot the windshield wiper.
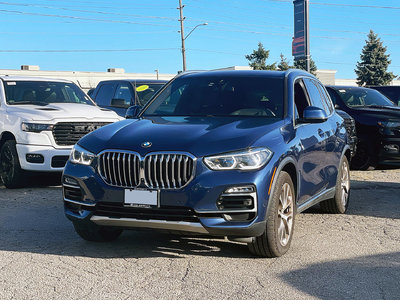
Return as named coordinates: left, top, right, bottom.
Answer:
left=10, top=101, right=49, bottom=106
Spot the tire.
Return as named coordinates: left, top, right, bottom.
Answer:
left=73, top=221, right=123, bottom=242
left=351, top=143, right=376, bottom=170
left=0, top=140, right=25, bottom=188
left=248, top=171, right=295, bottom=258
left=320, top=156, right=350, bottom=214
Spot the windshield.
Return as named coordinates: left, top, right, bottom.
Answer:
left=4, top=81, right=94, bottom=106
left=142, top=75, right=284, bottom=118
left=336, top=88, right=394, bottom=108
left=134, top=83, right=165, bottom=106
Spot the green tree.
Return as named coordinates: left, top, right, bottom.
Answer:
left=355, top=30, right=395, bottom=86
left=278, top=53, right=292, bottom=71
left=245, top=42, right=277, bottom=70
left=293, top=56, right=317, bottom=75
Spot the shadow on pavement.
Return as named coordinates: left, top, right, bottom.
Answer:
left=280, top=252, right=400, bottom=299
left=304, top=179, right=400, bottom=219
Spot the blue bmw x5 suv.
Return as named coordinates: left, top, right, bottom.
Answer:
left=63, top=70, right=351, bottom=257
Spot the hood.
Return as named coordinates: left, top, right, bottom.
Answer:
left=6, top=103, right=122, bottom=122
left=351, top=106, right=400, bottom=124
left=354, top=106, right=400, bottom=117
left=79, top=116, right=283, bottom=157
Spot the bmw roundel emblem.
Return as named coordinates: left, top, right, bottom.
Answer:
left=141, top=141, right=152, bottom=148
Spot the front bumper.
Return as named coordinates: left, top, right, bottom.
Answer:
left=379, top=137, right=400, bottom=164
left=63, top=159, right=275, bottom=238
left=16, top=144, right=71, bottom=171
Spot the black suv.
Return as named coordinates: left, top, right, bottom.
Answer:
left=91, top=79, right=167, bottom=117
left=327, top=86, right=400, bottom=169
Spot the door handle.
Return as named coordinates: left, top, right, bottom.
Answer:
left=318, top=129, right=325, bottom=138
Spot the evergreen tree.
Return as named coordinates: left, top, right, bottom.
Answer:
left=293, top=56, right=317, bottom=75
left=355, top=30, right=395, bottom=86
left=278, top=53, right=292, bottom=71
left=245, top=42, right=277, bottom=70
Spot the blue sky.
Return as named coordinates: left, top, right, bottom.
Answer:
left=1, top=0, right=399, bottom=79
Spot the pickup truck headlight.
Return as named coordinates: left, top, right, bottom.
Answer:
left=70, top=144, right=95, bottom=165
left=21, top=122, right=53, bottom=132
left=378, top=121, right=400, bottom=136
left=204, top=148, right=273, bottom=171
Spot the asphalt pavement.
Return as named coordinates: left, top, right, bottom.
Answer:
left=0, top=169, right=399, bottom=299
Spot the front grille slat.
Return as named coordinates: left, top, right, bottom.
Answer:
left=98, top=151, right=195, bottom=190
left=127, top=154, right=133, bottom=187
left=52, top=122, right=111, bottom=146
left=107, top=153, right=113, bottom=185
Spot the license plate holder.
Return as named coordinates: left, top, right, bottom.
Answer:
left=124, top=189, right=158, bottom=207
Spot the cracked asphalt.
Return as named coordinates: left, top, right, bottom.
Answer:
left=0, top=169, right=399, bottom=299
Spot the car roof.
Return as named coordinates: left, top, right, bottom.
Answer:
left=177, top=69, right=311, bottom=79
left=0, top=75, right=72, bottom=83
left=97, top=79, right=168, bottom=84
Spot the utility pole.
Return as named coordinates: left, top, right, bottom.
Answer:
left=178, top=0, right=186, bottom=72
left=304, top=0, right=310, bottom=73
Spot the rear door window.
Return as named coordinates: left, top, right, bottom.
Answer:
left=95, top=83, right=117, bottom=106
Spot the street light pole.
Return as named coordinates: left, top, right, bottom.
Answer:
left=178, top=0, right=207, bottom=72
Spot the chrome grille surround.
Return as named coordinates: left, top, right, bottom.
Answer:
left=98, top=150, right=196, bottom=190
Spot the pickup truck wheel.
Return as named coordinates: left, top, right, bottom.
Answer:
left=73, top=221, right=123, bottom=242
left=248, top=171, right=295, bottom=258
left=321, top=156, right=350, bottom=214
left=0, top=140, right=25, bottom=188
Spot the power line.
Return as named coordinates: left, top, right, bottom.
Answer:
left=0, top=48, right=180, bottom=53
left=0, top=9, right=177, bottom=27
left=264, top=0, right=400, bottom=9
left=28, top=0, right=176, bottom=9
left=1, top=2, right=398, bottom=40
left=0, top=2, right=177, bottom=21
left=0, top=30, right=176, bottom=35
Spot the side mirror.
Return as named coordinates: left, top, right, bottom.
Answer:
left=302, top=106, right=328, bottom=123
left=111, top=98, right=129, bottom=108
left=125, top=105, right=141, bottom=119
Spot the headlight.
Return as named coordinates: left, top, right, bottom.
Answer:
left=21, top=122, right=53, bottom=132
left=378, top=121, right=400, bottom=128
left=204, top=148, right=273, bottom=171
left=378, top=121, right=400, bottom=136
left=70, top=144, right=95, bottom=165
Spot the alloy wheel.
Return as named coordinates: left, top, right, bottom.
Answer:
left=340, top=162, right=350, bottom=207
left=277, top=182, right=294, bottom=247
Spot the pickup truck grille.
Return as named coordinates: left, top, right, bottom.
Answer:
left=98, top=151, right=195, bottom=190
left=52, top=122, right=111, bottom=146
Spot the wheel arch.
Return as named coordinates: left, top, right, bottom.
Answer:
left=0, top=131, right=16, bottom=149
left=268, top=157, right=299, bottom=208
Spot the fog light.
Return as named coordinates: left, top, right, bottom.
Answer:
left=63, top=176, right=79, bottom=186
left=26, top=153, right=44, bottom=163
left=224, top=185, right=255, bottom=194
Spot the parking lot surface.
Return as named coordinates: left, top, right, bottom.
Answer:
left=0, top=169, right=399, bottom=299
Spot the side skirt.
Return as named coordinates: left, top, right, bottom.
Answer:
left=297, top=187, right=336, bottom=213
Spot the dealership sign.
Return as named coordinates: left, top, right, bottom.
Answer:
left=292, top=0, right=309, bottom=58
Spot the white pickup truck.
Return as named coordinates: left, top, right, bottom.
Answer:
left=0, top=76, right=123, bottom=188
